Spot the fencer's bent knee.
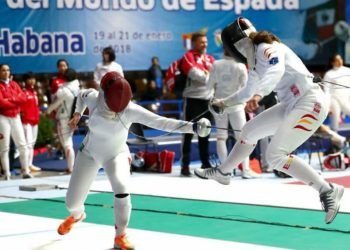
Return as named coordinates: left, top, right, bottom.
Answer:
left=115, top=193, right=129, bottom=198
left=265, top=146, right=289, bottom=171
left=17, top=144, right=29, bottom=154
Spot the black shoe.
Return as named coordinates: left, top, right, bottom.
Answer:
left=201, top=163, right=213, bottom=169
left=180, top=166, right=192, bottom=177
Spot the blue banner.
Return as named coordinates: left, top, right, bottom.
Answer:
left=0, top=0, right=345, bottom=73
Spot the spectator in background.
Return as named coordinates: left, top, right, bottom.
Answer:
left=323, top=54, right=350, bottom=131
left=21, top=72, right=41, bottom=173
left=51, top=59, right=69, bottom=97
left=208, top=49, right=260, bottom=179
left=0, top=64, right=32, bottom=180
left=50, top=59, right=69, bottom=160
left=147, top=56, right=163, bottom=98
left=47, top=69, right=80, bottom=173
left=140, top=80, right=159, bottom=113
left=141, top=80, right=158, bottom=102
left=180, top=32, right=215, bottom=176
left=94, top=46, right=124, bottom=86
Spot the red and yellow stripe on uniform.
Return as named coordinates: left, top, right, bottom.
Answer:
left=293, top=114, right=318, bottom=132
left=282, top=155, right=294, bottom=170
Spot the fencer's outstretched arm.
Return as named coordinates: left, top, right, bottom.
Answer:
left=221, top=43, right=285, bottom=107
left=126, top=102, right=194, bottom=134
left=47, top=89, right=66, bottom=114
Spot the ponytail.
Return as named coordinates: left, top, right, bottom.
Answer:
left=249, top=31, right=281, bottom=45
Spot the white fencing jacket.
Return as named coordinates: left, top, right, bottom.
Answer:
left=222, top=41, right=316, bottom=110
left=47, top=79, right=80, bottom=120
left=207, top=56, right=247, bottom=113
left=323, top=66, right=350, bottom=101
left=75, top=89, right=194, bottom=163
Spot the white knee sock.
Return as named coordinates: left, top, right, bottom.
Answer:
left=114, top=195, right=131, bottom=236
left=220, top=140, right=256, bottom=173
left=241, top=158, right=251, bottom=172
left=277, top=155, right=331, bottom=193
left=216, top=139, right=227, bottom=163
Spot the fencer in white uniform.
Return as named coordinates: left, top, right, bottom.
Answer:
left=195, top=17, right=344, bottom=224
left=47, top=69, right=80, bottom=173
left=323, top=54, right=350, bottom=131
left=57, top=72, right=211, bottom=250
left=208, top=51, right=259, bottom=178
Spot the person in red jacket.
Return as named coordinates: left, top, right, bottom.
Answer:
left=51, top=59, right=68, bottom=96
left=0, top=64, right=32, bottom=180
left=21, top=72, right=41, bottom=173
left=180, top=32, right=215, bottom=176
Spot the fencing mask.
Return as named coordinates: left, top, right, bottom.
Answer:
left=100, top=71, right=132, bottom=113
left=221, top=17, right=256, bottom=66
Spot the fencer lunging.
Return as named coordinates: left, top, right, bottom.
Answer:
left=195, top=17, right=344, bottom=224
left=208, top=49, right=259, bottom=179
left=57, top=72, right=211, bottom=250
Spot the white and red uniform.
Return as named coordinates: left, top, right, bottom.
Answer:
left=180, top=49, right=215, bottom=169
left=207, top=56, right=249, bottom=167
left=219, top=41, right=331, bottom=193
left=66, top=88, right=194, bottom=236
left=94, top=61, right=124, bottom=84
left=323, top=66, right=350, bottom=131
left=21, top=87, right=40, bottom=167
left=47, top=79, right=80, bottom=172
left=0, top=79, right=30, bottom=177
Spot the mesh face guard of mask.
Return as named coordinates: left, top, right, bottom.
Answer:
left=221, top=17, right=256, bottom=65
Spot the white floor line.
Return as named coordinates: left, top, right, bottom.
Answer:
left=57, top=172, right=350, bottom=212
left=2, top=160, right=350, bottom=211
left=0, top=212, right=287, bottom=250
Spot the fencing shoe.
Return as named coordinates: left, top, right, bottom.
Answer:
left=320, top=183, right=344, bottom=224
left=180, top=166, right=192, bottom=177
left=242, top=168, right=261, bottom=179
left=22, top=172, right=33, bottom=179
left=114, top=234, right=135, bottom=250
left=29, top=165, right=41, bottom=172
left=194, top=167, right=231, bottom=185
left=57, top=212, right=86, bottom=235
